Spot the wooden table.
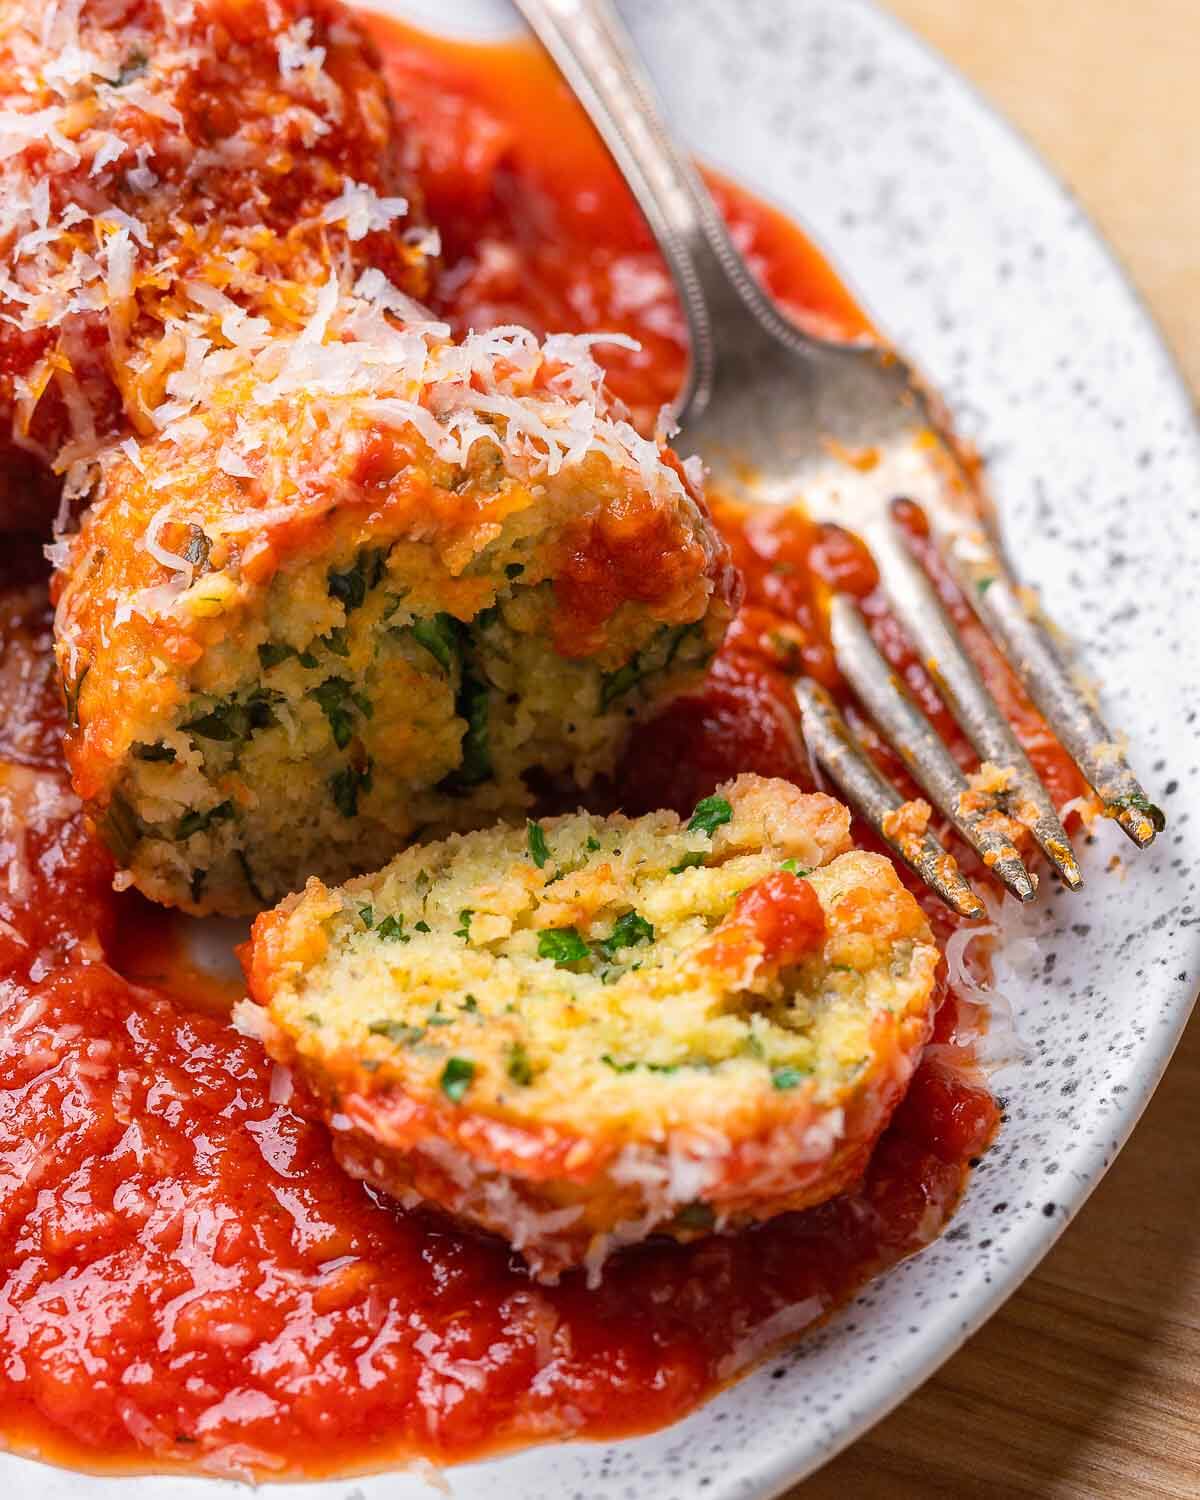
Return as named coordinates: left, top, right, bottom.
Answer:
left=794, top=3, right=1200, bottom=1495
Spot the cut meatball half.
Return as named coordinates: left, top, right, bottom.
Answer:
left=240, top=774, right=941, bottom=1281
left=54, top=299, right=738, bottom=914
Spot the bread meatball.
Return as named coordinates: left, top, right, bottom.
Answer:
left=240, top=774, right=941, bottom=1281
left=0, top=0, right=432, bottom=530
left=53, top=299, right=738, bottom=913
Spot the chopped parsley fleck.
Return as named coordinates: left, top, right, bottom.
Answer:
left=669, top=850, right=706, bottom=874
left=177, top=801, right=233, bottom=840
left=108, top=48, right=149, bottom=87
left=440, top=1057, right=475, bottom=1103
left=585, top=836, right=601, bottom=853
left=257, top=641, right=295, bottom=670
left=599, top=658, right=640, bottom=709
left=236, top=850, right=265, bottom=904
left=132, top=741, right=175, bottom=762
left=688, top=795, right=733, bottom=837
left=414, top=920, right=431, bottom=934
left=376, top=914, right=409, bottom=943
left=527, top=820, right=550, bottom=868
left=506, top=1042, right=533, bottom=1087
left=180, top=704, right=244, bottom=742
left=601, top=1054, right=705, bottom=1076
left=1113, top=791, right=1166, bottom=832
left=415, top=870, right=431, bottom=893
left=409, top=613, right=461, bottom=673
left=454, top=909, right=473, bottom=941
left=358, top=905, right=374, bottom=928
left=771, top=1066, right=808, bottom=1091
left=597, top=911, right=654, bottom=959
left=673, top=1201, right=715, bottom=1231
left=327, top=547, right=385, bottom=612
left=329, top=760, right=372, bottom=818
left=976, top=575, right=997, bottom=596
left=320, top=625, right=350, bottom=658
left=258, top=641, right=319, bottom=670
left=426, top=1009, right=454, bottom=1027
left=310, top=677, right=370, bottom=749
left=599, top=622, right=704, bottom=708
left=780, top=859, right=812, bottom=876
left=666, top=619, right=704, bottom=667
left=368, top=1019, right=423, bottom=1045
left=62, top=662, right=90, bottom=729
left=453, top=666, right=491, bottom=786
left=181, top=690, right=280, bottom=744
left=537, top=926, right=590, bottom=967
left=461, top=994, right=479, bottom=1013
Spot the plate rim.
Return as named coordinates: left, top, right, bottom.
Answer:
left=739, top=0, right=1200, bottom=1489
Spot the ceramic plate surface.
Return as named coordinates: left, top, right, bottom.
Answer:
left=10, top=1, right=1199, bottom=1496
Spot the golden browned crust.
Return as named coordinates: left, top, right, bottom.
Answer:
left=51, top=308, right=737, bottom=910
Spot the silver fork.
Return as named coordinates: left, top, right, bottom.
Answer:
left=513, top=0, right=1163, bottom=918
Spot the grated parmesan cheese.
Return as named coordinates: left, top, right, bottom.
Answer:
left=320, top=178, right=409, bottom=240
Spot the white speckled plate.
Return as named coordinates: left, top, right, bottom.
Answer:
left=14, top=1, right=1200, bottom=1496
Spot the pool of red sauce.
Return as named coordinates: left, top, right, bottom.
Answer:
left=0, top=17, right=1086, bottom=1482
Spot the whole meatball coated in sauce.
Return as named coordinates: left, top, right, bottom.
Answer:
left=53, top=286, right=737, bottom=915
left=0, top=0, right=433, bottom=531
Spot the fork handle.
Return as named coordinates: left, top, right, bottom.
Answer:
left=511, top=0, right=801, bottom=422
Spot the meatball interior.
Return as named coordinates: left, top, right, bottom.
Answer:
left=243, top=775, right=941, bottom=1277
left=55, top=312, right=736, bottom=914
left=94, top=518, right=718, bottom=912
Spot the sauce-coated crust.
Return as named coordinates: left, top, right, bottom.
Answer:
left=51, top=345, right=736, bottom=911
left=0, top=0, right=430, bottom=529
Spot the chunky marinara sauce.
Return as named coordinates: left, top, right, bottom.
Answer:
left=0, top=16, right=1082, bottom=1481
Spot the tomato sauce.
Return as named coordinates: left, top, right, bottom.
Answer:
left=703, top=870, right=827, bottom=976
left=0, top=14, right=1053, bottom=1481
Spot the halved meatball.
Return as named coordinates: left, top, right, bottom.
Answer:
left=240, top=774, right=940, bottom=1281
left=0, top=0, right=431, bottom=529
left=53, top=303, right=738, bottom=914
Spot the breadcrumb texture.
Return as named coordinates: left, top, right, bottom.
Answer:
left=53, top=301, right=737, bottom=913
left=0, top=0, right=432, bottom=529
left=243, top=774, right=940, bottom=1280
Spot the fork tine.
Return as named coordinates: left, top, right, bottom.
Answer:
left=944, top=530, right=1164, bottom=849
left=867, top=517, right=1084, bottom=891
left=794, top=677, right=987, bottom=920
left=829, top=595, right=1039, bottom=903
